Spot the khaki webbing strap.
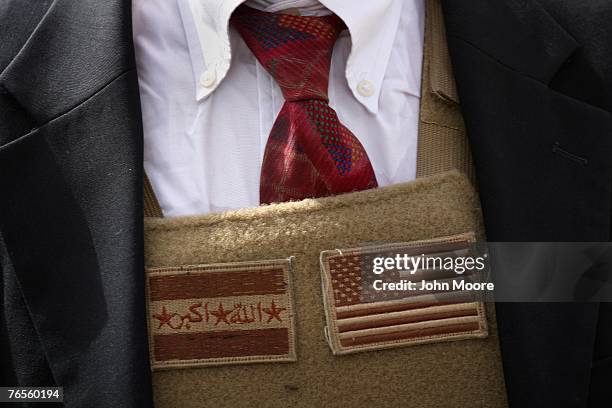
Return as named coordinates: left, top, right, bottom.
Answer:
left=143, top=171, right=163, bottom=218
left=416, top=0, right=476, bottom=182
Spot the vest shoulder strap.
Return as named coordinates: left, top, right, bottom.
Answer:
left=416, top=0, right=475, bottom=182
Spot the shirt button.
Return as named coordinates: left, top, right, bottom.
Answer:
left=200, top=70, right=216, bottom=88
left=357, top=80, right=375, bottom=97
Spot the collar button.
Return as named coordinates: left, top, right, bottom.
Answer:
left=357, top=80, right=375, bottom=97
left=200, top=70, right=217, bottom=88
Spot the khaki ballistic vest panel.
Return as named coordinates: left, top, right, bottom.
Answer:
left=142, top=1, right=508, bottom=406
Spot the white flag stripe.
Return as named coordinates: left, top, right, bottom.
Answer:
left=335, top=290, right=476, bottom=317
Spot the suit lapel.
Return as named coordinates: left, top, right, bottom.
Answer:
left=0, top=0, right=136, bottom=124
left=441, top=0, right=578, bottom=85
left=0, top=1, right=152, bottom=405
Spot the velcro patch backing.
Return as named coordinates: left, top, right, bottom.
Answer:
left=320, top=233, right=488, bottom=355
left=146, top=259, right=296, bottom=369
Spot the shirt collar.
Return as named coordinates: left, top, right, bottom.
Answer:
left=178, top=0, right=419, bottom=114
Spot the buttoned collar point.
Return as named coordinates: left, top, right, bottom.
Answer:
left=180, top=0, right=418, bottom=114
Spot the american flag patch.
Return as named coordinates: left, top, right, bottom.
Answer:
left=146, top=259, right=296, bottom=369
left=319, top=233, right=488, bottom=355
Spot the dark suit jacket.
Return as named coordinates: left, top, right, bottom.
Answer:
left=0, top=0, right=611, bottom=407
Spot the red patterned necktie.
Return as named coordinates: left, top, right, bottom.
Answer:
left=231, top=6, right=378, bottom=204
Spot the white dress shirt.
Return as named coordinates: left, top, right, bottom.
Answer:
left=133, top=0, right=425, bottom=216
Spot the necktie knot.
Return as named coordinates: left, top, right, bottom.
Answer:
left=231, top=6, right=345, bottom=101
left=231, top=5, right=377, bottom=203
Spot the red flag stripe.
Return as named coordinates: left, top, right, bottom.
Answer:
left=339, top=321, right=481, bottom=347
left=148, top=268, right=286, bottom=301
left=153, top=328, right=290, bottom=362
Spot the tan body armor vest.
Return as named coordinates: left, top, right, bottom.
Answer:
left=142, top=1, right=508, bottom=406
